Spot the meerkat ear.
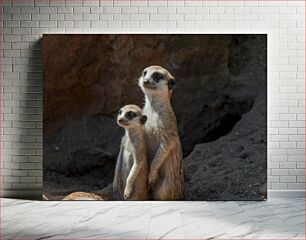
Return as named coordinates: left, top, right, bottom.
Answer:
left=140, top=115, right=147, bottom=125
left=168, top=78, right=175, bottom=90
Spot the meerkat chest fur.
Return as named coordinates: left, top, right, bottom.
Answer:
left=121, top=129, right=146, bottom=183
left=124, top=129, right=146, bottom=161
left=143, top=96, right=178, bottom=163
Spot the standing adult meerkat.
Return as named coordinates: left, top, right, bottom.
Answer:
left=113, top=104, right=149, bottom=200
left=138, top=65, right=184, bottom=200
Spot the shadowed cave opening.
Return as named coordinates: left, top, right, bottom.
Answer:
left=179, top=96, right=255, bottom=157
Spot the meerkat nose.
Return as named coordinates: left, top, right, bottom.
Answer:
left=143, top=79, right=150, bottom=85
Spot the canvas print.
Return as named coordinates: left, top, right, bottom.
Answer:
left=43, top=34, right=267, bottom=201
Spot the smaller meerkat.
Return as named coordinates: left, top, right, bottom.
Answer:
left=113, top=105, right=149, bottom=200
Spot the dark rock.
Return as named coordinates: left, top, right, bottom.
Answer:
left=44, top=34, right=255, bottom=158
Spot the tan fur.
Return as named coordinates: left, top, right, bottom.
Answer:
left=113, top=105, right=149, bottom=200
left=42, top=194, right=49, bottom=200
left=139, top=66, right=184, bottom=200
left=63, top=192, right=103, bottom=200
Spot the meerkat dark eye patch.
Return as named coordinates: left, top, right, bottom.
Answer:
left=140, top=115, right=147, bottom=125
left=152, top=72, right=163, bottom=82
left=168, top=78, right=175, bottom=90
left=125, top=111, right=137, bottom=120
left=143, top=70, right=147, bottom=77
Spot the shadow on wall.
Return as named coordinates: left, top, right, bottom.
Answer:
left=14, top=39, right=44, bottom=198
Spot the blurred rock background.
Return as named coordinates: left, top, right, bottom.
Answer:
left=43, top=34, right=267, bottom=200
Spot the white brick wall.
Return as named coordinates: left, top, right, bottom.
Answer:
left=1, top=0, right=305, bottom=197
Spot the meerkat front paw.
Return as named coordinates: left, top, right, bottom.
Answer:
left=124, top=187, right=133, bottom=200
left=148, top=172, right=158, bottom=190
